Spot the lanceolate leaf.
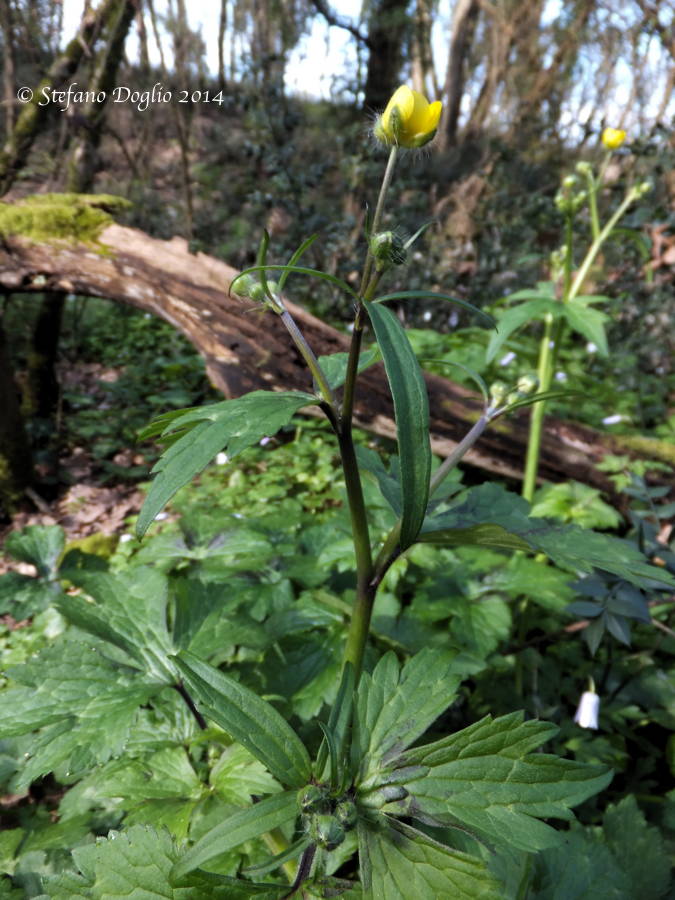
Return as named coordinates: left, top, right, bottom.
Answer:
left=421, top=483, right=675, bottom=589
left=357, top=817, right=501, bottom=900
left=137, top=390, right=314, bottom=537
left=396, top=712, right=612, bottom=852
left=234, top=263, right=359, bottom=300
left=174, top=651, right=312, bottom=787
left=365, top=301, right=431, bottom=549
left=373, top=291, right=495, bottom=329
left=170, top=790, right=298, bottom=880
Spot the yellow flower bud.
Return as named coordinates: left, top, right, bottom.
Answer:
left=601, top=127, right=626, bottom=150
left=375, top=85, right=442, bottom=149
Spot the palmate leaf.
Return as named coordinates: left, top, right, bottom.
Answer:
left=137, top=390, right=315, bottom=537
left=3, top=524, right=64, bottom=578
left=42, top=824, right=289, bottom=899
left=357, top=817, right=501, bottom=900
left=563, top=300, right=609, bottom=357
left=420, top=483, right=675, bottom=589
left=365, top=301, right=431, bottom=549
left=173, top=651, right=312, bottom=788
left=486, top=297, right=561, bottom=362
left=394, top=712, right=612, bottom=852
left=353, top=649, right=461, bottom=782
left=57, top=566, right=176, bottom=683
left=1, top=639, right=158, bottom=786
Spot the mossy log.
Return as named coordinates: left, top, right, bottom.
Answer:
left=0, top=220, right=671, bottom=503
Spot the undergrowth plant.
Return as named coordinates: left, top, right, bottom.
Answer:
left=1, top=88, right=674, bottom=899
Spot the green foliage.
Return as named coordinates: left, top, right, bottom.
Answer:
left=0, top=193, right=130, bottom=245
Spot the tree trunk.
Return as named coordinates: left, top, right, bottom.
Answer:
left=362, top=0, right=410, bottom=111
left=0, top=0, right=17, bottom=137
left=0, top=223, right=671, bottom=503
left=0, top=0, right=123, bottom=195
left=0, top=308, right=34, bottom=516
left=437, top=0, right=479, bottom=151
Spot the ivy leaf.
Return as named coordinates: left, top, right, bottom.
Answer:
left=353, top=649, right=461, bottom=781
left=170, top=791, right=298, bottom=881
left=173, top=650, right=312, bottom=788
left=137, top=390, right=315, bottom=536
left=365, top=301, right=431, bottom=549
left=42, top=824, right=289, bottom=899
left=397, top=712, right=612, bottom=852
left=357, top=817, right=501, bottom=899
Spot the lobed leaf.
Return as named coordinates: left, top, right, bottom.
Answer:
left=137, top=390, right=314, bottom=537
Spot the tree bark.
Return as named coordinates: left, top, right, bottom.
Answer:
left=437, top=0, right=479, bottom=151
left=0, top=308, right=34, bottom=515
left=0, top=223, right=671, bottom=503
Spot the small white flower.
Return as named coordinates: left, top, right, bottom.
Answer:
left=499, top=351, right=516, bottom=366
left=347, top=322, right=355, bottom=333
left=602, top=414, right=623, bottom=426
left=423, top=310, right=433, bottom=322
left=216, top=452, right=229, bottom=465
left=574, top=690, right=600, bottom=729
left=555, top=371, right=567, bottom=382
left=155, top=512, right=169, bottom=521
left=586, top=341, right=597, bottom=353
left=259, top=436, right=271, bottom=446
left=119, top=533, right=134, bottom=543
left=448, top=311, right=459, bottom=328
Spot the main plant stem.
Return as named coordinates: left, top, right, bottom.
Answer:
left=339, top=146, right=398, bottom=681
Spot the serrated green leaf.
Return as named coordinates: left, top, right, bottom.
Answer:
left=354, top=650, right=461, bottom=782
left=563, top=302, right=609, bottom=356
left=57, top=567, right=176, bottom=683
left=421, top=483, right=675, bottom=589
left=92, top=747, right=203, bottom=802
left=365, top=301, right=430, bottom=549
left=137, top=391, right=314, bottom=536
left=209, top=744, right=281, bottom=804
left=170, top=791, right=298, bottom=880
left=43, top=824, right=289, bottom=899
left=373, top=291, right=495, bottom=329
left=174, top=651, right=311, bottom=787
left=398, top=712, right=612, bottom=852
left=357, top=817, right=501, bottom=899
left=4, top=525, right=64, bottom=578
left=486, top=299, right=561, bottom=362
left=602, top=796, right=671, bottom=900
left=530, top=830, right=629, bottom=899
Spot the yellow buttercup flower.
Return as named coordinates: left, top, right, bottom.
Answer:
left=602, top=127, right=626, bottom=150
left=375, top=85, right=442, bottom=149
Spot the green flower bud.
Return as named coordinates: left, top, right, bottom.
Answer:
left=489, top=381, right=508, bottom=408
left=635, top=180, right=652, bottom=198
left=516, top=374, right=538, bottom=395
left=562, top=174, right=577, bottom=190
left=370, top=231, right=407, bottom=270
left=335, top=799, right=358, bottom=830
left=232, top=273, right=258, bottom=299
left=312, top=815, right=345, bottom=851
left=297, top=784, right=326, bottom=813
left=575, top=160, right=593, bottom=177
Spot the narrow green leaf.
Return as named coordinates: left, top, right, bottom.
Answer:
left=418, top=523, right=532, bottom=551
left=242, top=836, right=311, bottom=878
left=280, top=234, right=319, bottom=289
left=373, top=291, right=494, bottom=329
left=174, top=651, right=312, bottom=787
left=235, top=263, right=359, bottom=300
left=170, top=790, right=298, bottom=880
left=365, top=301, right=431, bottom=549
left=357, top=817, right=501, bottom=900
left=137, top=390, right=314, bottom=536
left=486, top=299, right=561, bottom=362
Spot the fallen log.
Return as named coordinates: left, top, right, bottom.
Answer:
left=0, top=222, right=671, bottom=501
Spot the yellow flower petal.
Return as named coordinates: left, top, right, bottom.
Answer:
left=602, top=127, right=626, bottom=150
left=376, top=85, right=443, bottom=149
